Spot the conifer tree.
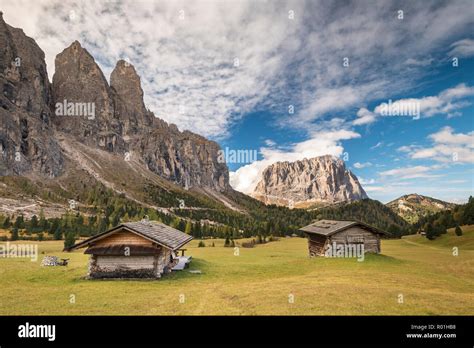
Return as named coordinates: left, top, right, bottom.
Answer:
left=455, top=224, right=463, bottom=236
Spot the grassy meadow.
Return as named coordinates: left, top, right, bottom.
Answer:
left=1, top=226, right=473, bottom=315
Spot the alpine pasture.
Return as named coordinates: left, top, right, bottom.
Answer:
left=1, top=226, right=473, bottom=315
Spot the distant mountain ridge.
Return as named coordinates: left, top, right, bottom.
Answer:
left=252, top=155, right=368, bottom=208
left=386, top=193, right=456, bottom=223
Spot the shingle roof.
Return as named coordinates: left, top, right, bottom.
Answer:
left=299, top=219, right=386, bottom=236
left=123, top=221, right=193, bottom=250
left=66, top=220, right=193, bottom=251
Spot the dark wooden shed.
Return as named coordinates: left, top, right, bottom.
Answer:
left=299, top=219, right=386, bottom=257
left=66, top=220, right=193, bottom=279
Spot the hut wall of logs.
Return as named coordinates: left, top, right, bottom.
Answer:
left=67, top=220, right=193, bottom=279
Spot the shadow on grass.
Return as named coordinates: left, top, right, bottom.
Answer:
left=312, top=252, right=403, bottom=266
left=360, top=253, right=403, bottom=264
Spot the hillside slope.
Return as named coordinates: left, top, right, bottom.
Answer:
left=313, top=199, right=410, bottom=237
left=387, top=193, right=456, bottom=223
left=402, top=225, right=474, bottom=250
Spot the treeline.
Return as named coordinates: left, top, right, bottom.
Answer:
left=412, top=196, right=474, bottom=240
left=314, top=199, right=410, bottom=238
left=1, top=185, right=440, bottom=247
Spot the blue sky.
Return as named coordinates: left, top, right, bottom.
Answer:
left=2, top=0, right=473, bottom=203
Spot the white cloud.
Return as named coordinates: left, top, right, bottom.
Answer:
left=404, top=57, right=433, bottom=67
left=449, top=38, right=474, bottom=58
left=363, top=185, right=385, bottom=192
left=358, top=177, right=375, bottom=185
left=379, top=166, right=442, bottom=180
left=3, top=1, right=472, bottom=140
left=410, top=127, right=474, bottom=164
left=230, top=129, right=360, bottom=193
left=353, top=108, right=376, bottom=126
left=1, top=0, right=303, bottom=138
left=264, top=139, right=276, bottom=147
left=353, top=162, right=372, bottom=169
left=377, top=84, right=474, bottom=118
left=353, top=83, right=474, bottom=126
left=370, top=142, right=383, bottom=150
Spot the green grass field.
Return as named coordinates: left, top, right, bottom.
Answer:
left=1, top=226, right=473, bottom=315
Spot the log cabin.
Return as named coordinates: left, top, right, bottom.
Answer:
left=299, top=220, right=386, bottom=257
left=66, top=220, right=193, bottom=279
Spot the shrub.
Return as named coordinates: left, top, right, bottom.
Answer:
left=10, top=228, right=19, bottom=241
left=198, top=240, right=206, bottom=247
left=455, top=225, right=463, bottom=236
left=64, top=232, right=76, bottom=249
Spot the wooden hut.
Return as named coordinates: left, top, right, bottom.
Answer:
left=299, top=219, right=386, bottom=257
left=66, top=220, right=193, bottom=279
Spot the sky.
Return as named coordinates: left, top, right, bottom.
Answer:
left=1, top=0, right=473, bottom=203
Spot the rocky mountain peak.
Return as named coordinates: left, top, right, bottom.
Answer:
left=0, top=16, right=63, bottom=177
left=52, top=40, right=112, bottom=112
left=252, top=155, right=368, bottom=207
left=51, top=40, right=124, bottom=151
left=111, top=60, right=142, bottom=99
left=110, top=59, right=152, bottom=132
left=1, top=14, right=230, bottom=193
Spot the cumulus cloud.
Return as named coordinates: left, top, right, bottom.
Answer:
left=353, top=84, right=474, bottom=125
left=353, top=108, right=376, bottom=126
left=410, top=127, right=474, bottom=163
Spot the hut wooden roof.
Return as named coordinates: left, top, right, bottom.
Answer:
left=299, top=219, right=386, bottom=237
left=66, top=220, right=193, bottom=251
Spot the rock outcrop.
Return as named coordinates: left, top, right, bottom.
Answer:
left=52, top=41, right=125, bottom=152
left=252, top=155, right=368, bottom=207
left=0, top=12, right=63, bottom=177
left=0, top=14, right=229, bottom=192
left=110, top=59, right=153, bottom=134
